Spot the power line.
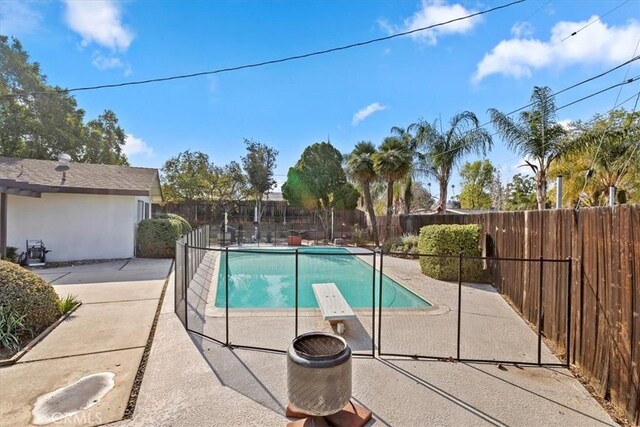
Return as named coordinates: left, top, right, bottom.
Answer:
left=556, top=76, right=639, bottom=111
left=503, top=54, right=639, bottom=117
left=556, top=0, right=630, bottom=44
left=418, top=59, right=640, bottom=162
left=575, top=35, right=640, bottom=209
left=614, top=92, right=640, bottom=185
left=1, top=0, right=526, bottom=99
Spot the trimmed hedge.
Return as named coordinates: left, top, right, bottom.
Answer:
left=418, top=224, right=485, bottom=282
left=153, top=213, right=192, bottom=234
left=0, top=260, right=60, bottom=338
left=137, top=218, right=182, bottom=258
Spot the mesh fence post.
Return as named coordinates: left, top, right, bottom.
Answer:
left=378, top=250, right=383, bottom=356
left=566, top=257, right=572, bottom=366
left=184, top=241, right=189, bottom=330
left=537, top=256, right=544, bottom=366
left=295, top=248, right=299, bottom=337
left=225, top=246, right=230, bottom=346
left=457, top=253, right=462, bottom=361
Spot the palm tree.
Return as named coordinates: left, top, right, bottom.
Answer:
left=410, top=112, right=492, bottom=213
left=489, top=86, right=567, bottom=210
left=390, top=126, right=418, bottom=213
left=347, top=142, right=380, bottom=246
left=373, top=137, right=412, bottom=242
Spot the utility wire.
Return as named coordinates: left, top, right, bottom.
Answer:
left=615, top=92, right=640, bottom=184
left=556, top=0, right=630, bottom=44
left=556, top=76, right=639, bottom=111
left=419, top=59, right=640, bottom=162
left=1, top=0, right=526, bottom=98
left=575, top=35, right=640, bottom=209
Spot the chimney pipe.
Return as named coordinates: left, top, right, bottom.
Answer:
left=58, top=153, right=71, bottom=168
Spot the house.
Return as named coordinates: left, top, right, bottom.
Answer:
left=0, top=156, right=163, bottom=262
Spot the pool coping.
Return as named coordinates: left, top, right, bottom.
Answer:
left=203, top=246, right=447, bottom=318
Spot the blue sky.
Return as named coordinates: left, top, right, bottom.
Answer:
left=1, top=0, right=639, bottom=192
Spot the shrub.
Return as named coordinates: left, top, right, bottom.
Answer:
left=382, top=237, right=402, bottom=253
left=0, top=261, right=61, bottom=338
left=1, top=246, right=19, bottom=263
left=0, top=305, right=27, bottom=352
left=418, top=224, right=485, bottom=282
left=137, top=218, right=182, bottom=258
left=153, top=213, right=192, bottom=235
left=58, top=294, right=80, bottom=314
left=352, top=224, right=370, bottom=247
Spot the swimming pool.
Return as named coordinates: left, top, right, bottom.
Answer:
left=215, top=247, right=431, bottom=309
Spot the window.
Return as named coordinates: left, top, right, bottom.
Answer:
left=137, top=200, right=144, bottom=223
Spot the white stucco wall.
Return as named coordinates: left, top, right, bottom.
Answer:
left=6, top=193, right=151, bottom=262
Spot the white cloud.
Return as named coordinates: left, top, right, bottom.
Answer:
left=352, top=102, right=387, bottom=126
left=124, top=134, right=153, bottom=157
left=91, top=52, right=132, bottom=75
left=91, top=52, right=123, bottom=69
left=0, top=1, right=42, bottom=36
left=510, top=21, right=534, bottom=38
left=63, top=0, right=134, bottom=51
left=474, top=17, right=640, bottom=82
left=379, top=0, right=481, bottom=45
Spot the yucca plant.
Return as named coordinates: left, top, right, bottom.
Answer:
left=0, top=305, right=26, bottom=352
left=58, top=295, right=80, bottom=314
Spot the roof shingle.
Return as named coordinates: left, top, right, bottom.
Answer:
left=0, top=157, right=160, bottom=196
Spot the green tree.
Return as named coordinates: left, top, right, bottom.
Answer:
left=282, top=142, right=359, bottom=239
left=373, top=137, right=412, bottom=242
left=241, top=139, right=278, bottom=222
left=0, top=36, right=129, bottom=165
left=161, top=150, right=211, bottom=220
left=505, top=173, right=537, bottom=210
left=410, top=112, right=493, bottom=213
left=489, top=86, right=569, bottom=210
left=550, top=109, right=640, bottom=206
left=82, top=110, right=129, bottom=165
left=459, top=160, right=495, bottom=209
left=208, top=161, right=248, bottom=217
left=347, top=141, right=379, bottom=246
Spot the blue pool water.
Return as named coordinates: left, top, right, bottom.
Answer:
left=215, top=247, right=430, bottom=309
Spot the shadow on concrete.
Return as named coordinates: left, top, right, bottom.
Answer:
left=35, top=259, right=173, bottom=285
left=190, top=334, right=285, bottom=414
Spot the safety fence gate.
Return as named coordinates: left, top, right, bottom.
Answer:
left=175, top=238, right=571, bottom=367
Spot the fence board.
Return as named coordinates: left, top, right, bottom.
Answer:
left=399, top=205, right=639, bottom=423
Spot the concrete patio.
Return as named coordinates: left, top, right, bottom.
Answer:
left=0, top=258, right=172, bottom=426
left=121, top=249, right=616, bottom=426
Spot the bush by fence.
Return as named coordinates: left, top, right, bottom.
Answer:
left=154, top=213, right=192, bottom=234
left=137, top=217, right=183, bottom=258
left=417, top=224, right=484, bottom=282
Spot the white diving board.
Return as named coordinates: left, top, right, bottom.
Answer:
left=312, top=283, right=356, bottom=334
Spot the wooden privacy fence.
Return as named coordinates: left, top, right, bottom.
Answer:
left=400, top=205, right=639, bottom=424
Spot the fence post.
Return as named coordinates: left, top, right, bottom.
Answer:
left=537, top=256, right=544, bottom=366
left=375, top=250, right=380, bottom=357
left=184, top=241, right=188, bottom=330
left=295, top=248, right=299, bottom=337
left=225, top=247, right=230, bottom=347
left=457, top=253, right=462, bottom=361
left=566, top=256, right=572, bottom=366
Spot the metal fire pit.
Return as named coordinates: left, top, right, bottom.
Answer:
left=287, top=332, right=352, bottom=417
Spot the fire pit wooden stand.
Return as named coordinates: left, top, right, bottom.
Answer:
left=285, top=401, right=372, bottom=427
